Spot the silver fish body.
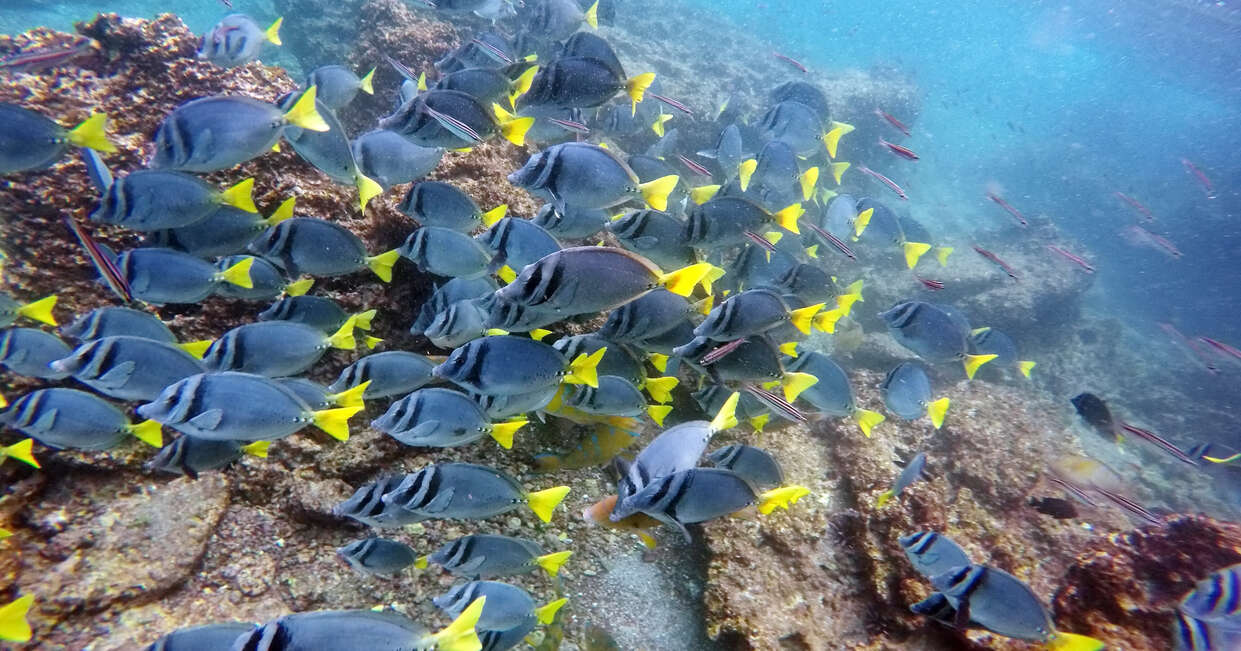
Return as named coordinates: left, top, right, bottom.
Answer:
left=197, top=14, right=270, bottom=67
left=248, top=218, right=373, bottom=278
left=151, top=96, right=298, bottom=173
left=90, top=170, right=240, bottom=231
left=0, top=327, right=72, bottom=379
left=337, top=537, right=418, bottom=576
left=530, top=203, right=609, bottom=239
left=508, top=143, right=641, bottom=210
left=202, top=321, right=347, bottom=377
left=425, top=298, right=490, bottom=349
left=880, top=301, right=971, bottom=363
left=0, top=387, right=144, bottom=450
left=329, top=351, right=437, bottom=399
left=495, top=246, right=665, bottom=316
left=432, top=335, right=569, bottom=396
left=351, top=129, right=442, bottom=190
left=899, top=531, right=971, bottom=579
left=52, top=335, right=202, bottom=400
left=398, top=226, right=493, bottom=279
left=371, top=387, right=496, bottom=447
left=425, top=534, right=551, bottom=578
left=880, top=361, right=934, bottom=420
left=305, top=65, right=371, bottom=111
left=138, top=371, right=323, bottom=441
left=618, top=468, right=757, bottom=541
left=706, top=444, right=784, bottom=488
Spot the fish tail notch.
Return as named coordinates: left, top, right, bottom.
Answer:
left=356, top=173, right=383, bottom=212
left=1019, top=360, right=1036, bottom=378
left=329, top=380, right=370, bottom=408
left=659, top=261, right=712, bottom=297
left=366, top=249, right=400, bottom=283
left=625, top=72, right=656, bottom=111
left=644, top=376, right=679, bottom=404
left=284, top=86, right=330, bottom=132
left=218, top=177, right=258, bottom=213
left=639, top=174, right=678, bottom=211
left=738, top=159, right=757, bottom=191
left=535, top=597, right=568, bottom=625
left=1, top=439, right=40, bottom=469
left=535, top=550, right=572, bottom=577
left=312, top=405, right=364, bottom=441
left=789, top=302, right=824, bottom=335
left=772, top=203, right=804, bottom=233
left=1047, top=632, right=1105, bottom=651
left=647, top=404, right=672, bottom=426
left=359, top=67, right=376, bottom=95
left=936, top=246, right=954, bottom=266
left=690, top=184, right=719, bottom=204
left=876, top=490, right=895, bottom=508
left=68, top=112, right=117, bottom=153
left=830, top=161, right=850, bottom=185
left=813, top=307, right=845, bottom=334
left=927, top=397, right=950, bottom=429
left=799, top=166, right=819, bottom=201
left=853, top=408, right=885, bottom=437
left=350, top=309, right=377, bottom=331
left=584, top=0, right=599, bottom=28
left=241, top=441, right=270, bottom=458
left=781, top=371, right=819, bottom=402
left=963, top=353, right=998, bottom=379
left=0, top=594, right=35, bottom=643
left=17, top=295, right=58, bottom=326
left=853, top=207, right=874, bottom=238
left=904, top=241, right=932, bottom=269
left=527, top=485, right=571, bottom=522
left=284, top=277, right=314, bottom=296
left=127, top=419, right=163, bottom=447
left=488, top=418, right=528, bottom=449
left=430, top=596, right=485, bottom=651
left=217, top=256, right=255, bottom=289
left=265, top=17, right=284, bottom=45
left=326, top=320, right=358, bottom=350
left=565, top=347, right=606, bottom=387
left=267, top=196, right=297, bottom=225
left=823, top=121, right=855, bottom=158
left=176, top=339, right=212, bottom=359
left=499, top=116, right=535, bottom=146
left=710, top=391, right=741, bottom=432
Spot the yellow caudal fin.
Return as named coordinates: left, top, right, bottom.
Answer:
left=805, top=244, right=819, bottom=259
left=788, top=302, right=824, bottom=335
left=927, top=397, right=950, bottom=429
left=1018, top=360, right=1036, bottom=378
left=764, top=231, right=784, bottom=246
left=649, top=353, right=669, bottom=374
left=359, top=67, right=376, bottom=95
left=312, top=405, right=364, bottom=441
left=738, top=158, right=757, bottom=191
left=830, top=161, right=851, bottom=185
left=414, top=554, right=429, bottom=570
left=758, top=485, right=809, bottom=515
left=647, top=404, right=672, bottom=426
left=813, top=306, right=845, bottom=334
left=497, top=265, right=517, bottom=284
left=15, top=295, right=57, bottom=326
left=651, top=113, right=672, bottom=137
left=529, top=329, right=552, bottom=342
left=844, top=279, right=864, bottom=300
left=876, top=490, right=895, bottom=508
left=779, top=341, right=799, bottom=357
left=1047, top=632, right=1106, bottom=651
left=285, top=277, right=314, bottom=296
left=499, top=115, right=535, bottom=146
left=217, top=256, right=254, bottom=288
left=799, top=166, right=819, bottom=201
left=328, top=380, right=370, bottom=408
left=265, top=17, right=283, bottom=45
left=127, top=420, right=163, bottom=447
left=625, top=72, right=656, bottom=112
left=489, top=418, right=528, bottom=449
left=176, top=339, right=212, bottom=359
left=690, top=184, right=720, bottom=204
left=823, top=121, right=854, bottom=159
left=903, top=241, right=932, bottom=269
left=349, top=309, right=377, bottom=331
left=639, top=174, right=679, bottom=211
left=644, top=376, right=679, bottom=404
left=512, top=65, right=538, bottom=100
left=963, top=353, right=998, bottom=379
left=356, top=172, right=383, bottom=212
left=527, top=485, right=571, bottom=522
left=565, top=347, right=607, bottom=387
left=535, top=550, right=573, bottom=577
left=218, top=177, right=258, bottom=213
left=324, top=321, right=356, bottom=351
left=853, top=207, right=874, bottom=239
left=485, top=328, right=510, bottom=337
left=637, top=531, right=657, bottom=548
left=535, top=597, right=568, bottom=625
left=271, top=142, right=282, bottom=153
left=781, top=371, right=819, bottom=402
left=431, top=596, right=485, bottom=651
left=67, top=112, right=117, bottom=153
left=366, top=249, right=400, bottom=283
left=818, top=188, right=838, bottom=204
left=701, top=264, right=725, bottom=296
left=284, top=86, right=330, bottom=132
left=481, top=204, right=508, bottom=228
left=0, top=594, right=34, bottom=643
left=749, top=413, right=770, bottom=432
left=241, top=440, right=271, bottom=458
left=835, top=294, right=860, bottom=317
left=772, top=203, right=804, bottom=233
left=658, top=261, right=714, bottom=297
left=1, top=439, right=40, bottom=469
left=936, top=246, right=954, bottom=266
left=852, top=408, right=885, bottom=438
left=583, top=0, right=599, bottom=27
left=266, top=196, right=297, bottom=225
left=710, top=391, right=741, bottom=432
left=363, top=335, right=383, bottom=349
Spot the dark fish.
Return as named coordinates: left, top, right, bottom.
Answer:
left=90, top=171, right=257, bottom=231
left=351, top=129, right=443, bottom=190
left=328, top=351, right=437, bottom=399
left=337, top=537, right=418, bottom=576
left=876, top=452, right=927, bottom=507
left=1069, top=393, right=1120, bottom=444
left=1028, top=496, right=1078, bottom=519
left=399, top=226, right=494, bottom=279
left=410, top=277, right=498, bottom=336
left=772, top=82, right=831, bottom=122
left=899, top=531, right=970, bottom=579
left=785, top=351, right=885, bottom=436
left=531, top=203, right=610, bottom=239
left=432, top=334, right=603, bottom=396
left=380, top=462, right=570, bottom=522
left=421, top=533, right=572, bottom=578
left=146, top=435, right=268, bottom=479
left=371, top=387, right=527, bottom=449
left=380, top=88, right=532, bottom=148
left=0, top=388, right=163, bottom=450
left=509, top=142, right=677, bottom=211
left=694, top=288, right=821, bottom=341
left=0, top=104, right=114, bottom=174
left=202, top=320, right=358, bottom=377
left=400, top=181, right=507, bottom=232
left=606, top=210, right=696, bottom=271
left=597, top=289, right=699, bottom=343
left=229, top=605, right=485, bottom=651
left=143, top=622, right=257, bottom=651
left=615, top=468, right=759, bottom=542
left=50, top=335, right=202, bottom=401
left=259, top=296, right=371, bottom=334
left=434, top=581, right=563, bottom=649
left=248, top=216, right=399, bottom=282
left=476, top=217, right=561, bottom=277
left=706, top=445, right=784, bottom=489
left=879, top=301, right=996, bottom=378
left=277, top=92, right=383, bottom=211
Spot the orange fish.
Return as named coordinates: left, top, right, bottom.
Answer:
left=581, top=494, right=660, bottom=548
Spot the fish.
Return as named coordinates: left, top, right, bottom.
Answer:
left=772, top=52, right=807, bottom=73
left=1181, top=158, right=1216, bottom=200
left=581, top=494, right=660, bottom=548
left=876, top=451, right=928, bottom=507
left=50, top=335, right=204, bottom=400
left=146, top=435, right=269, bottom=479
left=472, top=385, right=561, bottom=421
left=229, top=602, right=485, bottom=651
left=1120, top=225, right=1182, bottom=259
left=880, top=362, right=950, bottom=428
left=259, top=296, right=372, bottom=334
left=399, top=226, right=495, bottom=279
left=899, top=531, right=970, bottom=579
left=0, top=328, right=69, bottom=380
left=551, top=335, right=648, bottom=385
left=249, top=215, right=399, bottom=282
left=0, top=595, right=34, bottom=643
left=879, top=137, right=919, bottom=160
left=758, top=100, right=835, bottom=158
left=197, top=14, right=282, bottom=67
left=856, top=165, right=907, bottom=200
left=524, top=0, right=600, bottom=41
left=64, top=217, right=132, bottom=302
left=972, top=245, right=1019, bottom=280
left=1070, top=393, right=1121, bottom=443
left=694, top=288, right=822, bottom=341
left=328, top=351, right=436, bottom=399
left=1176, top=565, right=1241, bottom=651
left=60, top=307, right=183, bottom=345
left=380, top=462, right=570, bottom=522
left=0, top=104, right=114, bottom=174
left=436, top=31, right=515, bottom=72
left=531, top=203, right=611, bottom=240
left=202, top=320, right=359, bottom=377
left=985, top=192, right=1028, bottom=226
left=148, top=197, right=293, bottom=259
left=1028, top=497, right=1079, bottom=519
left=90, top=170, right=257, bottom=231
left=419, top=533, right=572, bottom=578
left=0, top=294, right=57, bottom=328
left=0, top=439, right=39, bottom=469
left=333, top=475, right=428, bottom=528
left=1046, top=245, right=1094, bottom=273
left=597, top=289, right=701, bottom=343
left=562, top=375, right=677, bottom=422
left=209, top=255, right=289, bottom=301
left=532, top=418, right=641, bottom=472
left=786, top=351, right=885, bottom=436
left=143, top=622, right=259, bottom=651
left=968, top=327, right=1035, bottom=378
left=372, top=387, right=527, bottom=449
left=606, top=210, right=697, bottom=271
left=683, top=197, right=804, bottom=249
left=337, top=537, right=419, bottom=576
left=874, top=107, right=912, bottom=136
left=616, top=468, right=803, bottom=542
left=434, top=65, right=538, bottom=108
left=0, top=388, right=163, bottom=450
left=277, top=92, right=383, bottom=211
left=380, top=88, right=532, bottom=148
left=1118, top=422, right=1199, bottom=466
left=305, top=65, right=376, bottom=110
left=351, top=129, right=443, bottom=190
left=696, top=123, right=747, bottom=183
left=425, top=299, right=491, bottom=349
left=276, top=377, right=369, bottom=411
left=0, top=37, right=92, bottom=73
left=509, top=143, right=678, bottom=211
left=881, top=301, right=995, bottom=378
left=1114, top=191, right=1155, bottom=222
left=400, top=181, right=509, bottom=233
left=706, top=444, right=784, bottom=489
left=433, top=581, right=565, bottom=649
left=411, top=277, right=499, bottom=336
left=138, top=371, right=362, bottom=442
left=476, top=216, right=561, bottom=276
left=151, top=88, right=328, bottom=172
left=1198, top=336, right=1241, bottom=364
left=112, top=247, right=255, bottom=304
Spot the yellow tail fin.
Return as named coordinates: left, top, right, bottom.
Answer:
left=67, top=113, right=116, bottom=153
left=781, top=371, right=819, bottom=402
left=963, top=353, right=997, bottom=379
left=1018, top=360, right=1036, bottom=378
left=813, top=307, right=845, bottom=334
left=284, top=277, right=314, bottom=296
left=350, top=309, right=377, bottom=331
left=265, top=17, right=283, bottom=45
left=480, top=204, right=508, bottom=228
left=799, top=166, right=819, bottom=201
left=565, top=347, right=607, bottom=387
left=649, top=353, right=669, bottom=374
left=779, top=341, right=799, bottom=357
left=266, top=196, right=297, bottom=225
left=853, top=207, right=873, bottom=239
left=830, top=161, right=850, bottom=185
left=326, top=320, right=357, bottom=350
left=700, top=264, right=725, bottom=296
left=583, top=0, right=599, bottom=27
left=639, top=174, right=679, bottom=211
left=414, top=554, right=429, bottom=570
left=0, top=594, right=34, bottom=643
left=844, top=278, right=865, bottom=299
left=363, top=335, right=382, bottom=349
left=535, top=597, right=568, bottom=625
left=690, top=184, right=719, bottom=204
left=535, top=550, right=572, bottom=577
left=1, top=439, right=39, bottom=469
left=625, top=72, right=656, bottom=112
left=284, top=86, right=330, bottom=132
left=876, top=490, right=895, bottom=508
left=749, top=413, right=770, bottom=432
left=936, top=246, right=954, bottom=266
left=176, top=339, right=212, bottom=359
left=852, top=408, right=885, bottom=437
left=359, top=67, right=375, bottom=95
left=497, top=265, right=517, bottom=284
left=499, top=116, right=535, bottom=146
left=644, top=376, right=678, bottom=404
left=788, top=302, right=824, bottom=335
left=527, top=485, right=571, bottom=522
left=647, top=404, right=672, bottom=426
left=431, top=596, right=485, bottom=651
left=530, top=328, right=552, bottom=342
left=903, top=241, right=932, bottom=269
left=218, top=177, right=258, bottom=213
left=328, top=380, right=370, bottom=408
left=241, top=440, right=271, bottom=458
left=356, top=172, right=383, bottom=212
left=311, top=405, right=364, bottom=441
left=651, top=113, right=672, bottom=137
left=818, top=188, right=838, bottom=203
left=771, top=203, right=803, bottom=233
left=417, top=71, right=428, bottom=92
left=512, top=66, right=538, bottom=99
left=805, top=244, right=819, bottom=259
left=489, top=418, right=528, bottom=449
left=217, top=257, right=255, bottom=288
left=17, top=295, right=58, bottom=326
left=927, top=397, right=950, bottom=429
left=823, top=121, right=854, bottom=159
left=710, top=392, right=740, bottom=432
left=758, top=485, right=809, bottom=514
left=658, top=261, right=714, bottom=297
left=127, top=420, right=163, bottom=447
left=366, top=249, right=400, bottom=283
left=738, top=158, right=757, bottom=191
left=1047, top=632, right=1106, bottom=651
